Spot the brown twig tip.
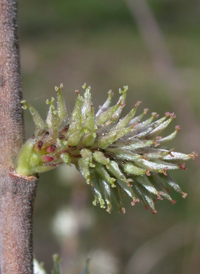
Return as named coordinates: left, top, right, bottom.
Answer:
left=152, top=209, right=157, bottom=214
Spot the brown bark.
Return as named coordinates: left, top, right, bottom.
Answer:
left=0, top=0, right=23, bottom=157
left=0, top=170, right=38, bottom=274
left=0, top=0, right=38, bottom=273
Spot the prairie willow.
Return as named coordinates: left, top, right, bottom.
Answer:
left=16, top=84, right=197, bottom=213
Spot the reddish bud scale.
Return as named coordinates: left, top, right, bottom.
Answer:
left=42, top=155, right=54, bottom=162
left=46, top=145, right=56, bottom=153
left=36, top=141, right=43, bottom=151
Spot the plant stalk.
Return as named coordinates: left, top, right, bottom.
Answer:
left=0, top=170, right=38, bottom=274
left=0, top=0, right=38, bottom=273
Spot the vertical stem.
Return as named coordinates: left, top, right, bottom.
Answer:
left=0, top=0, right=24, bottom=157
left=0, top=170, right=38, bottom=274
left=0, top=0, right=38, bottom=273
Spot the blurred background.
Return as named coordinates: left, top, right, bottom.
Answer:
left=18, top=0, right=200, bottom=273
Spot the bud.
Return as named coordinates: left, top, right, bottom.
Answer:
left=16, top=84, right=197, bottom=213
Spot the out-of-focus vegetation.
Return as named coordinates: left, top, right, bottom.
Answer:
left=18, top=1, right=200, bottom=273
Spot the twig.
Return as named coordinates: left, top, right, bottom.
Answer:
left=0, top=1, right=38, bottom=273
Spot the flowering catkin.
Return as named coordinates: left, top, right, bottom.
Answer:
left=16, top=84, right=197, bottom=213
